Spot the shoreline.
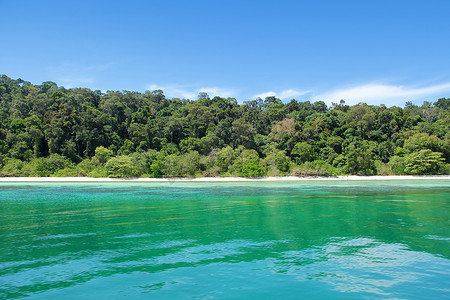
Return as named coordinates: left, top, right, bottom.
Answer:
left=0, top=175, right=449, bottom=182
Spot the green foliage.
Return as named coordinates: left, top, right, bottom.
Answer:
left=291, top=142, right=316, bottom=164
left=263, top=146, right=291, bottom=175
left=118, top=139, right=134, bottom=155
left=292, top=160, right=337, bottom=177
left=149, top=155, right=164, bottom=178
left=344, top=142, right=377, bottom=175
left=217, top=146, right=235, bottom=172
left=404, top=132, right=443, bottom=153
left=162, top=151, right=201, bottom=177
left=5, top=154, right=74, bottom=177
left=0, top=158, right=24, bottom=176
left=0, top=74, right=449, bottom=177
left=374, top=160, right=391, bottom=176
left=403, top=150, right=445, bottom=175
left=105, top=155, right=141, bottom=177
left=93, top=146, right=113, bottom=165
left=52, top=167, right=78, bottom=177
left=76, top=159, right=96, bottom=176
left=387, top=156, right=407, bottom=175
left=87, top=167, right=108, bottom=178
left=241, top=160, right=266, bottom=177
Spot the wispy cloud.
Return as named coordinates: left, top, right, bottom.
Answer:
left=147, top=84, right=197, bottom=99
left=312, top=82, right=450, bottom=106
left=147, top=81, right=450, bottom=106
left=147, top=84, right=237, bottom=99
left=197, top=86, right=236, bottom=98
left=47, top=63, right=114, bottom=88
left=253, top=89, right=310, bottom=100
left=57, top=77, right=94, bottom=88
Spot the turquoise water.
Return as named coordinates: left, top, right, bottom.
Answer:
left=0, top=180, right=449, bottom=299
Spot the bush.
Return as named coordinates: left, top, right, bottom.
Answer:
left=76, top=159, right=96, bottom=176
left=404, top=150, right=445, bottom=175
left=93, top=146, right=114, bottom=165
left=19, top=154, right=74, bottom=177
left=291, top=142, right=316, bottom=164
left=263, top=149, right=290, bottom=175
left=87, top=167, right=108, bottom=178
left=52, top=167, right=78, bottom=177
left=241, top=160, right=266, bottom=177
left=105, top=155, right=141, bottom=177
left=292, top=160, right=336, bottom=177
left=203, top=166, right=220, bottom=177
left=0, top=158, right=24, bottom=176
left=217, top=146, right=235, bottom=172
left=375, top=160, right=391, bottom=176
left=162, top=151, right=201, bottom=177
left=388, top=156, right=406, bottom=175
left=344, top=143, right=376, bottom=175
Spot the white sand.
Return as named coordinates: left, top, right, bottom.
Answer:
left=0, top=176, right=448, bottom=182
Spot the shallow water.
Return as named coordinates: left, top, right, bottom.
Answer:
left=0, top=180, right=449, bottom=299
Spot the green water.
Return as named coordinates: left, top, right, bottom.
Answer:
left=0, top=180, right=449, bottom=299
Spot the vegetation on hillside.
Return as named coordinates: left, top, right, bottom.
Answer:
left=0, top=75, right=448, bottom=177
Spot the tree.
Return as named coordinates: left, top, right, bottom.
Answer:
left=105, top=155, right=141, bottom=177
left=434, top=98, right=450, bottom=110
left=216, top=146, right=235, bottom=173
left=291, top=142, right=316, bottom=164
left=0, top=74, right=448, bottom=178
left=404, top=132, right=443, bottom=153
left=231, top=118, right=255, bottom=147
left=241, top=160, right=266, bottom=177
left=93, top=146, right=113, bottom=165
left=404, top=150, right=445, bottom=175
left=344, top=142, right=377, bottom=175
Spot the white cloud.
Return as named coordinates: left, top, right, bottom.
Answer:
left=253, top=89, right=309, bottom=100
left=253, top=91, right=277, bottom=99
left=58, top=77, right=94, bottom=88
left=147, top=84, right=197, bottom=99
left=197, top=86, right=236, bottom=98
left=279, top=89, right=310, bottom=99
left=313, top=82, right=450, bottom=106
left=48, top=63, right=114, bottom=89
left=147, top=84, right=237, bottom=99
left=147, top=81, right=450, bottom=106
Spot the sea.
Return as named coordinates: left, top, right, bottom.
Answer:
left=0, top=180, right=449, bottom=299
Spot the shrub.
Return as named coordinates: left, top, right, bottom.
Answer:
left=403, top=150, right=445, bottom=175
left=105, top=155, right=141, bottom=177
left=52, top=167, right=78, bottom=177
left=0, top=158, right=24, bottom=176
left=292, top=160, right=336, bottom=177
left=20, top=154, right=73, bottom=177
left=87, top=167, right=108, bottom=178
left=162, top=151, right=201, bottom=177
left=93, top=146, right=114, bottom=165
left=387, top=156, right=406, bottom=175
left=241, top=160, right=266, bottom=177
left=291, top=142, right=316, bottom=164
left=344, top=143, right=376, bottom=175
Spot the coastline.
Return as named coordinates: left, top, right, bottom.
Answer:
left=0, top=175, right=449, bottom=182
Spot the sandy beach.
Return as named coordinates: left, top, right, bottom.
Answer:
left=0, top=175, right=449, bottom=182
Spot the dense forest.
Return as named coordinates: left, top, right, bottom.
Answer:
left=0, top=74, right=448, bottom=177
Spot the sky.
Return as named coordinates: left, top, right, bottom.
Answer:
left=1, top=0, right=450, bottom=106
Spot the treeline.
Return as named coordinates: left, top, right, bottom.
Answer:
left=0, top=74, right=449, bottom=177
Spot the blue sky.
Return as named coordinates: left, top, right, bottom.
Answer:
left=1, top=0, right=450, bottom=106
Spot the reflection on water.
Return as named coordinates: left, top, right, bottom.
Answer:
left=0, top=181, right=449, bottom=299
left=270, top=237, right=449, bottom=296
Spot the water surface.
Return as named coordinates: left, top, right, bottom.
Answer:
left=1, top=180, right=449, bottom=299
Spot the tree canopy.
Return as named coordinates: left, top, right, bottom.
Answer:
left=0, top=74, right=449, bottom=177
